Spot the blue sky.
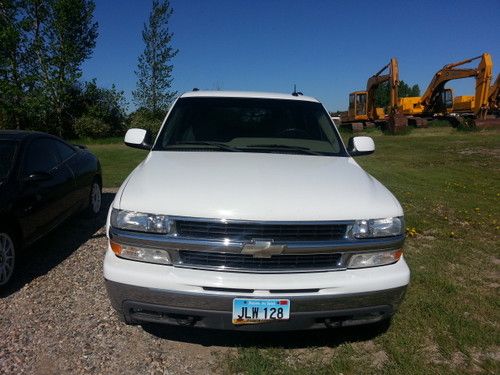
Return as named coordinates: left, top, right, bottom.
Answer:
left=82, top=0, right=500, bottom=112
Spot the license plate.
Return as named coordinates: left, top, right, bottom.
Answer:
left=232, top=298, right=290, bottom=325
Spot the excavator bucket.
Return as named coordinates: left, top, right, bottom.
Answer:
left=386, top=113, right=408, bottom=134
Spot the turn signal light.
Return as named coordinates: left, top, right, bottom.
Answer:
left=110, top=240, right=122, bottom=255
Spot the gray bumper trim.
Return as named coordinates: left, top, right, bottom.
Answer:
left=105, top=280, right=407, bottom=331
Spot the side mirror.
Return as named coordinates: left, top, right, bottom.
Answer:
left=23, top=171, right=52, bottom=183
left=347, top=136, right=375, bottom=156
left=124, top=128, right=153, bottom=150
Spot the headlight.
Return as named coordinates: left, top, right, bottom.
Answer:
left=110, top=241, right=171, bottom=265
left=349, top=217, right=404, bottom=239
left=347, top=249, right=402, bottom=269
left=111, top=209, right=176, bottom=234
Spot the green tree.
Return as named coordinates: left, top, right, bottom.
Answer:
left=133, top=0, right=178, bottom=115
left=75, top=80, right=128, bottom=137
left=26, top=0, right=98, bottom=136
left=374, top=82, right=390, bottom=108
left=1, top=0, right=99, bottom=136
left=1, top=1, right=132, bottom=139
left=0, top=0, right=29, bottom=129
left=127, top=107, right=164, bottom=135
left=374, top=80, right=421, bottom=108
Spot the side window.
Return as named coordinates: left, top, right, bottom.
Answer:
left=55, top=140, right=76, bottom=161
left=23, top=138, right=61, bottom=176
left=349, top=94, right=355, bottom=110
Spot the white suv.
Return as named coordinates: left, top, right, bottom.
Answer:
left=104, top=91, right=409, bottom=330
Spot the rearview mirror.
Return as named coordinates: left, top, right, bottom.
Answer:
left=347, top=136, right=375, bottom=156
left=124, top=128, right=153, bottom=150
left=23, top=171, right=52, bottom=183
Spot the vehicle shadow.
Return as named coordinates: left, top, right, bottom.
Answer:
left=0, top=192, right=115, bottom=298
left=141, top=320, right=391, bottom=349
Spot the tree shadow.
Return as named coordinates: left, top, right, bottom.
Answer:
left=0, top=192, right=115, bottom=298
left=141, top=319, right=391, bottom=349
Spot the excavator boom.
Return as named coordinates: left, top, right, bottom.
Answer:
left=366, top=58, right=399, bottom=120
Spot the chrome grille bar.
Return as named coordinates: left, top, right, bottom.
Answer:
left=176, top=220, right=347, bottom=241
left=178, top=250, right=343, bottom=271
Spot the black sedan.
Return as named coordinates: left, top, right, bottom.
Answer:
left=0, top=130, right=102, bottom=286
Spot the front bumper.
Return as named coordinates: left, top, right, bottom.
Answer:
left=104, top=226, right=410, bottom=330
left=105, top=280, right=407, bottom=331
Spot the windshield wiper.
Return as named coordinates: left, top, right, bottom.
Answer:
left=242, top=144, right=323, bottom=155
left=165, top=141, right=240, bottom=152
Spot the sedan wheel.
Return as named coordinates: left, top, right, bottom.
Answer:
left=0, top=232, right=15, bottom=286
left=90, top=182, right=102, bottom=214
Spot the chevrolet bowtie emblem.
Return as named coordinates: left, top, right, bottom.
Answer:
left=241, top=240, right=286, bottom=258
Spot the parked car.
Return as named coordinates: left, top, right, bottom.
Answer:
left=104, top=91, right=409, bottom=331
left=0, top=130, right=102, bottom=286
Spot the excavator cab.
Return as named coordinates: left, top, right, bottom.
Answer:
left=442, top=89, right=454, bottom=112
left=428, top=88, right=454, bottom=114
left=347, top=91, right=368, bottom=121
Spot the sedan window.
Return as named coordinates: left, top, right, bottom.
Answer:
left=0, top=140, right=17, bottom=179
left=23, top=138, right=61, bottom=176
left=55, top=140, right=76, bottom=161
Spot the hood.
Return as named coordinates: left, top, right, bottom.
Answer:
left=117, top=151, right=403, bottom=221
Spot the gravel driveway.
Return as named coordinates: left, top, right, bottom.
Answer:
left=0, top=190, right=232, bottom=375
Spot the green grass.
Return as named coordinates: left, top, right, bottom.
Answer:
left=427, top=119, right=452, bottom=128
left=86, top=143, right=147, bottom=187
left=84, top=128, right=500, bottom=374
left=72, top=136, right=124, bottom=145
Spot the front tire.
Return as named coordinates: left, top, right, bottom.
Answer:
left=0, top=232, right=16, bottom=287
left=85, top=178, right=102, bottom=217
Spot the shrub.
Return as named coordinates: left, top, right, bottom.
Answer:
left=74, top=115, right=111, bottom=138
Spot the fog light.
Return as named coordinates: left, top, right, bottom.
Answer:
left=347, top=249, right=402, bottom=269
left=109, top=240, right=171, bottom=265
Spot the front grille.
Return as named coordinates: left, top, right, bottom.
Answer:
left=176, top=221, right=347, bottom=241
left=178, top=250, right=343, bottom=271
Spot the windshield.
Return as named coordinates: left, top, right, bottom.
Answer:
left=0, top=140, right=17, bottom=179
left=154, top=97, right=346, bottom=156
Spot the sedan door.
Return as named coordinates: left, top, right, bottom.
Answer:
left=54, top=140, right=90, bottom=210
left=16, top=138, right=75, bottom=241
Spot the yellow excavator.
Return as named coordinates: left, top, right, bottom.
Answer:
left=341, top=58, right=402, bottom=130
left=399, top=53, right=495, bottom=127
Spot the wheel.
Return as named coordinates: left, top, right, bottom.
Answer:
left=0, top=231, right=16, bottom=286
left=85, top=178, right=102, bottom=217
